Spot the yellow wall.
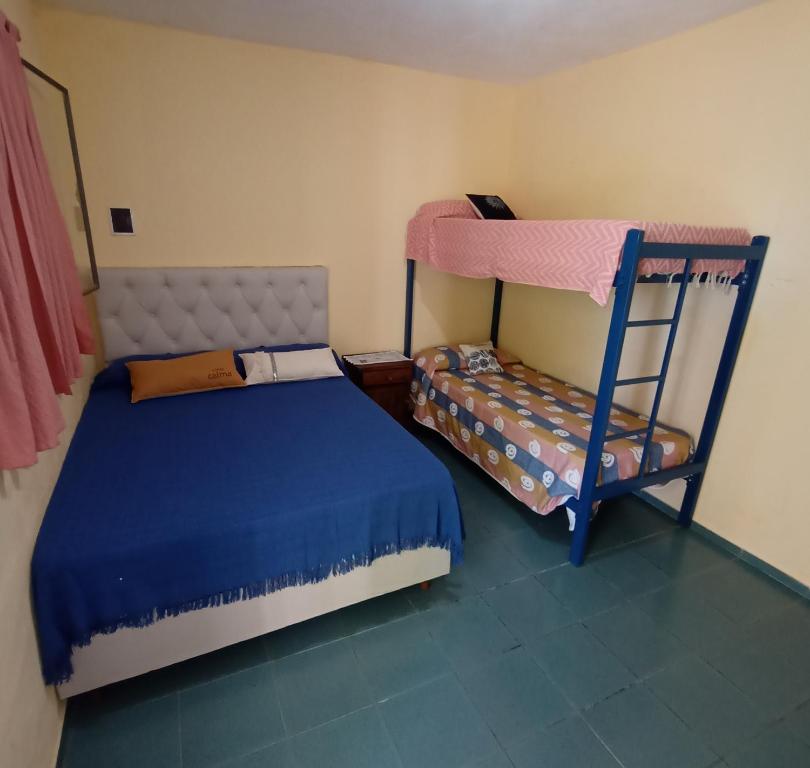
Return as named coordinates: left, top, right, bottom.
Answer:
left=36, top=9, right=517, bottom=355
left=0, top=5, right=95, bottom=768
left=2, top=0, right=37, bottom=58
left=504, top=0, right=809, bottom=585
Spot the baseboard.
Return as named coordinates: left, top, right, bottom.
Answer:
left=634, top=490, right=809, bottom=600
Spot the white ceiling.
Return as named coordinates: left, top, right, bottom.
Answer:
left=43, top=0, right=764, bottom=82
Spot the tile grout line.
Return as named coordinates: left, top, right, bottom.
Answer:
left=267, top=607, right=420, bottom=666
left=374, top=669, right=456, bottom=706
left=176, top=693, right=183, bottom=768
left=579, top=714, right=628, bottom=768
left=366, top=649, right=457, bottom=708
left=261, top=641, right=293, bottom=749
left=699, top=640, right=799, bottom=728
left=406, top=588, right=534, bottom=767
left=196, top=617, right=421, bottom=767
left=641, top=670, right=727, bottom=761
left=501, top=637, right=630, bottom=768
left=567, top=615, right=640, bottom=701
left=220, top=701, right=388, bottom=768
left=446, top=652, right=522, bottom=767
left=273, top=662, right=291, bottom=746
left=372, top=695, right=406, bottom=768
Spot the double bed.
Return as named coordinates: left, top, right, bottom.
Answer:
left=32, top=266, right=462, bottom=697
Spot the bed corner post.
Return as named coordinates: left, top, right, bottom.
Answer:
left=569, top=229, right=644, bottom=566
left=490, top=279, right=504, bottom=347
left=404, top=259, right=415, bottom=357
left=677, top=235, right=769, bottom=527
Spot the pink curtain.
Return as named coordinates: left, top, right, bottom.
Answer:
left=0, top=13, right=94, bottom=470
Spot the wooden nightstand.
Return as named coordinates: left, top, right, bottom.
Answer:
left=342, top=353, right=413, bottom=427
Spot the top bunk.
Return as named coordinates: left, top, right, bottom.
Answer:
left=406, top=200, right=765, bottom=305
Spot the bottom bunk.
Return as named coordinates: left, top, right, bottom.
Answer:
left=411, top=345, right=693, bottom=525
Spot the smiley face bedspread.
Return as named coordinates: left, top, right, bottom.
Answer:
left=412, top=346, right=693, bottom=515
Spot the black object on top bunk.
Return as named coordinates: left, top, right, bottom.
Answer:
left=466, top=194, right=518, bottom=220
left=403, top=227, right=768, bottom=565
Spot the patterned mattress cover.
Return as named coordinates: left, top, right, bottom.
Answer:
left=412, top=346, right=694, bottom=515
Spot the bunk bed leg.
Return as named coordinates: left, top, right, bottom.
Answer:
left=490, top=279, right=504, bottom=347
left=675, top=240, right=767, bottom=528
left=678, top=474, right=702, bottom=527
left=404, top=259, right=415, bottom=358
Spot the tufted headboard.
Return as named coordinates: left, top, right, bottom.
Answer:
left=97, top=267, right=328, bottom=361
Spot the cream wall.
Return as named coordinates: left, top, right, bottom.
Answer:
left=504, top=0, right=809, bottom=585
left=35, top=9, right=517, bottom=356
left=2, top=0, right=37, bottom=58
left=0, top=4, right=96, bottom=768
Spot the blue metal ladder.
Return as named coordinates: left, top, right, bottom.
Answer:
left=604, top=252, right=693, bottom=477
left=568, top=230, right=768, bottom=565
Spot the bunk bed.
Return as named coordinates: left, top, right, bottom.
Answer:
left=403, top=200, right=769, bottom=565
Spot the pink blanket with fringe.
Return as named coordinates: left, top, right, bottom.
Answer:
left=405, top=200, right=750, bottom=305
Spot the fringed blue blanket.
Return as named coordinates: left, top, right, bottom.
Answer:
left=32, top=345, right=462, bottom=685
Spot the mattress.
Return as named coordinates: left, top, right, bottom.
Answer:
left=406, top=200, right=751, bottom=305
left=32, top=345, right=462, bottom=685
left=412, top=346, right=693, bottom=515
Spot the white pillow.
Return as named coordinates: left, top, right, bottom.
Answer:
left=459, top=340, right=495, bottom=358
left=239, top=348, right=343, bottom=385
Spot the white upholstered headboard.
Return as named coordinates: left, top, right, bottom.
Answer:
left=97, top=267, right=328, bottom=361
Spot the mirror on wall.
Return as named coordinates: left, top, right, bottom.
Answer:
left=23, top=59, right=98, bottom=294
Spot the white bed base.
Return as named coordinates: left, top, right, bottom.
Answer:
left=58, top=546, right=450, bottom=697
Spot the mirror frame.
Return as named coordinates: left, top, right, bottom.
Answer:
left=23, top=58, right=98, bottom=294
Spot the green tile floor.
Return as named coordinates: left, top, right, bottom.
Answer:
left=57, top=429, right=810, bottom=768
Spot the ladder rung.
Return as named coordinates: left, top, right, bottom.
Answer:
left=626, top=318, right=673, bottom=327
left=615, top=375, right=661, bottom=387
left=604, top=427, right=649, bottom=442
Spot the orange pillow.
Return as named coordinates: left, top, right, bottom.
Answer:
left=126, top=349, right=246, bottom=403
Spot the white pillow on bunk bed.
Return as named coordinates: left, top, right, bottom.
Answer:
left=239, top=348, right=343, bottom=385
left=459, top=341, right=495, bottom=358
left=458, top=341, right=520, bottom=369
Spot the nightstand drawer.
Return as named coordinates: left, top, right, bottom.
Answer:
left=342, top=353, right=413, bottom=427
left=362, top=367, right=411, bottom=387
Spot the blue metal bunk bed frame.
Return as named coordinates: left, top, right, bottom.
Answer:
left=403, top=228, right=769, bottom=565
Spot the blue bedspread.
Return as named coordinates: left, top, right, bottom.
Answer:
left=32, top=345, right=462, bottom=685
